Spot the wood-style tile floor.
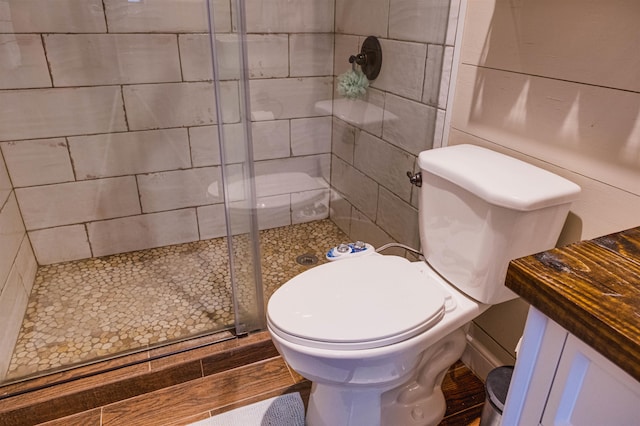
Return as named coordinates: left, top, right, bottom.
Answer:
left=0, top=332, right=486, bottom=426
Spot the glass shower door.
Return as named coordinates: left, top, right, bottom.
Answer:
left=206, top=0, right=265, bottom=335
left=0, top=0, right=264, bottom=384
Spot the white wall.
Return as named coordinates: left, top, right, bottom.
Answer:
left=449, top=0, right=640, bottom=367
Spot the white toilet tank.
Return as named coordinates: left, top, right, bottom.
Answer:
left=418, top=144, right=581, bottom=304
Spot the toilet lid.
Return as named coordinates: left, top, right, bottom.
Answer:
left=267, top=256, right=446, bottom=350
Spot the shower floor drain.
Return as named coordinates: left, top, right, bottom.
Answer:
left=296, top=253, right=319, bottom=265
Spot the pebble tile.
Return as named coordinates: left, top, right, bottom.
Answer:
left=6, top=220, right=348, bottom=380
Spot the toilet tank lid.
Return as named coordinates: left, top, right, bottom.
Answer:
left=418, top=145, right=581, bottom=211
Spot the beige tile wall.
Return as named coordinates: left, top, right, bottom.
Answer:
left=449, top=0, right=640, bottom=365
left=0, top=170, right=37, bottom=378
left=330, top=0, right=459, bottom=250
left=0, top=0, right=335, bottom=265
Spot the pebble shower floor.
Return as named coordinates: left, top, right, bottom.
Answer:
left=6, top=220, right=348, bottom=381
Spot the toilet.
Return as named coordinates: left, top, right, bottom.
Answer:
left=267, top=144, right=581, bottom=426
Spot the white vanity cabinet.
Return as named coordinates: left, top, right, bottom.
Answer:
left=502, top=307, right=640, bottom=425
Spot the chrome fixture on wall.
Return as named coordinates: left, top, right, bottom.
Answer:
left=407, top=171, right=422, bottom=187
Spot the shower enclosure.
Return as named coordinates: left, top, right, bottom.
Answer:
left=1, top=0, right=456, bottom=391
left=0, top=0, right=337, bottom=384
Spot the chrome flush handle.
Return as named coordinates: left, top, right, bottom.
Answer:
left=406, top=171, right=422, bottom=187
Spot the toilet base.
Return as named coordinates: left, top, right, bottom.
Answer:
left=307, top=384, right=393, bottom=426
left=381, top=328, right=467, bottom=425
left=304, top=328, right=467, bottom=426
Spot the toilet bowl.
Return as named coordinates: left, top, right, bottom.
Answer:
left=268, top=255, right=487, bottom=426
left=267, top=144, right=582, bottom=425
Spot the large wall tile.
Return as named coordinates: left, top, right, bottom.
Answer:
left=244, top=0, right=334, bottom=33
left=253, top=194, right=292, bottom=229
left=349, top=208, right=402, bottom=255
left=104, top=0, right=231, bottom=33
left=376, top=186, right=419, bottom=248
left=245, top=35, right=289, bottom=78
left=330, top=155, right=378, bottom=220
left=190, top=124, right=243, bottom=167
left=0, top=152, right=11, bottom=206
left=180, top=34, right=289, bottom=81
left=0, top=86, right=127, bottom=142
left=0, top=0, right=106, bottom=33
left=422, top=44, right=444, bottom=106
left=372, top=39, right=427, bottom=101
left=123, top=82, right=239, bottom=130
left=382, top=93, right=436, bottom=155
left=45, top=34, right=181, bottom=86
left=354, top=132, right=414, bottom=202
left=290, top=34, right=334, bottom=77
left=329, top=189, right=352, bottom=234
left=254, top=155, right=330, bottom=197
left=0, top=34, right=51, bottom=89
left=68, top=129, right=191, bottom=179
left=200, top=197, right=290, bottom=237
left=389, top=0, right=451, bottom=44
left=0, top=261, right=29, bottom=381
left=333, top=34, right=360, bottom=76
left=14, top=236, right=36, bottom=294
left=229, top=194, right=292, bottom=230
left=437, top=46, right=454, bottom=109
left=199, top=194, right=295, bottom=239
left=331, top=117, right=356, bottom=164
left=292, top=189, right=330, bottom=224
left=190, top=120, right=289, bottom=167
left=29, top=225, right=91, bottom=265
left=137, top=167, right=223, bottom=213
left=335, top=0, right=389, bottom=37
left=16, top=177, right=141, bottom=230
left=0, top=219, right=34, bottom=378
left=0, top=194, right=25, bottom=287
left=291, top=117, right=331, bottom=156
left=213, top=160, right=250, bottom=196
left=179, top=34, right=217, bottom=81
left=196, top=204, right=227, bottom=239
left=190, top=127, right=222, bottom=167
left=1, top=138, right=74, bottom=187
left=250, top=77, right=333, bottom=120
left=252, top=120, right=290, bottom=160
left=88, top=209, right=199, bottom=257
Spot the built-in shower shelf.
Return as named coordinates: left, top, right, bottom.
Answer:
left=315, top=99, right=396, bottom=127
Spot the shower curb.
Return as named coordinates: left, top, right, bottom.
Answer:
left=0, top=331, right=289, bottom=426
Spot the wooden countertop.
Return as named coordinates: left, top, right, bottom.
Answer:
left=505, top=227, right=640, bottom=382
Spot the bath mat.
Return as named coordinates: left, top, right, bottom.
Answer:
left=189, top=392, right=305, bottom=426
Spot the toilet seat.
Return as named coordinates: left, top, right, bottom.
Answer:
left=267, top=256, right=447, bottom=350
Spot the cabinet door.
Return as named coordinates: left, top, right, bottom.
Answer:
left=502, top=307, right=568, bottom=426
left=541, top=335, right=640, bottom=426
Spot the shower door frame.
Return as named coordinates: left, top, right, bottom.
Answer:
left=206, top=0, right=266, bottom=336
